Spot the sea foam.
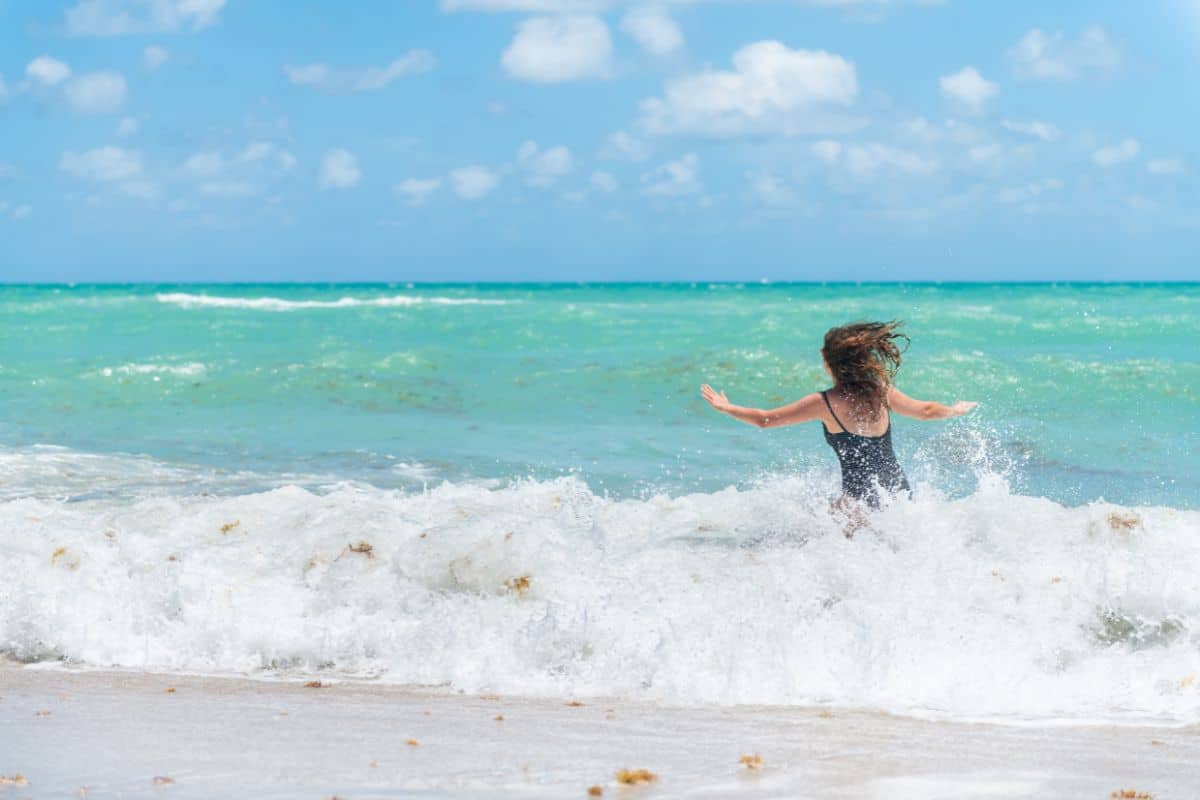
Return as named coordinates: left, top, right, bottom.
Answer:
left=154, top=292, right=511, bottom=311
left=3, top=460, right=1199, bottom=725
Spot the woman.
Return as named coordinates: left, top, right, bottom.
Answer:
left=701, top=321, right=977, bottom=510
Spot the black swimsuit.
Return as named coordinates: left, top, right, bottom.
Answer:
left=821, top=390, right=911, bottom=508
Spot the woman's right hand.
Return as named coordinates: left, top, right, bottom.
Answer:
left=948, top=401, right=979, bottom=417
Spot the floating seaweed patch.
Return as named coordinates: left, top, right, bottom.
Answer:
left=739, top=754, right=763, bottom=770
left=220, top=520, right=240, bottom=534
left=505, top=575, right=531, bottom=596
left=1107, top=512, right=1141, bottom=532
left=348, top=541, right=374, bottom=558
left=615, top=769, right=657, bottom=785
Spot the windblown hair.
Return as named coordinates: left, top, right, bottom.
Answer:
left=822, top=321, right=909, bottom=418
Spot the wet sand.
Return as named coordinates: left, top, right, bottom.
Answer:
left=1, top=663, right=1196, bottom=798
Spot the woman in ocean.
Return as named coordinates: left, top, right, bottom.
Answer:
left=701, top=321, right=977, bottom=511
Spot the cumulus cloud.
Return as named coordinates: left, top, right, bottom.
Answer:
left=639, top=41, right=859, bottom=137
left=26, top=56, right=72, bottom=87
left=284, top=50, right=436, bottom=92
left=395, top=177, right=443, bottom=205
left=1009, top=25, right=1119, bottom=81
left=601, top=130, right=650, bottom=161
left=450, top=166, right=501, bottom=199
left=1146, top=158, right=1185, bottom=176
left=117, top=116, right=139, bottom=136
left=441, top=0, right=609, bottom=10
left=501, top=16, right=613, bottom=83
left=620, top=6, right=683, bottom=56
left=517, top=140, right=572, bottom=187
left=641, top=152, right=700, bottom=196
left=64, top=72, right=127, bottom=113
left=996, top=177, right=1062, bottom=205
left=183, top=151, right=222, bottom=176
left=1092, top=138, right=1139, bottom=167
left=590, top=170, right=618, bottom=192
left=60, top=146, right=142, bottom=181
left=812, top=140, right=937, bottom=180
left=11, top=204, right=32, bottom=220
left=65, top=0, right=227, bottom=36
left=749, top=173, right=793, bottom=205
left=1000, top=119, right=1060, bottom=141
left=319, top=148, right=360, bottom=189
left=143, top=45, right=169, bottom=70
left=939, top=66, right=998, bottom=113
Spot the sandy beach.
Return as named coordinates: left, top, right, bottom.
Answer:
left=2, top=662, right=1196, bottom=799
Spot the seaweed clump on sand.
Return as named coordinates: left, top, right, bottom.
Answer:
left=0, top=776, right=28, bottom=786
left=615, top=769, right=657, bottom=785
left=739, top=754, right=764, bottom=770
left=1110, top=790, right=1154, bottom=799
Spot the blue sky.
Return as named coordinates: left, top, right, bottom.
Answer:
left=0, top=0, right=1197, bottom=281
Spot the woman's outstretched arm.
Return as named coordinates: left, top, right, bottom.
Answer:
left=701, top=384, right=823, bottom=429
left=887, top=385, right=977, bottom=420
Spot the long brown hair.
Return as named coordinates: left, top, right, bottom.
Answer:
left=822, top=321, right=909, bottom=419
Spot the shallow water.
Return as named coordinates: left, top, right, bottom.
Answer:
left=1, top=283, right=1198, bottom=723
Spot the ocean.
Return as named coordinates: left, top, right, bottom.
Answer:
left=2, top=282, right=1198, bottom=725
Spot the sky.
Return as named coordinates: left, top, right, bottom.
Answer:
left=0, top=0, right=1197, bottom=282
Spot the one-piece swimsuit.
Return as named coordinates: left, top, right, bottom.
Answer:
left=821, top=390, right=911, bottom=508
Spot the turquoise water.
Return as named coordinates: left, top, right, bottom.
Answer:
left=1, top=283, right=1197, bottom=506
left=5, top=283, right=1200, bottom=722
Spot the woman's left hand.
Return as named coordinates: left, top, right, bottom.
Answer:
left=701, top=384, right=731, bottom=413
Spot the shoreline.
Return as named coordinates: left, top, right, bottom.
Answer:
left=2, top=664, right=1196, bottom=798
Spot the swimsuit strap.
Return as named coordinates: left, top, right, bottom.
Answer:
left=821, top=390, right=848, bottom=434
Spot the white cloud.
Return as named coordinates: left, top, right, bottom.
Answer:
left=183, top=151, right=222, bottom=176
left=1092, top=138, right=1139, bottom=168
left=64, top=72, right=127, bottom=113
left=517, top=140, right=573, bottom=187
left=812, top=141, right=937, bottom=180
left=601, top=130, right=650, bottom=161
left=26, top=56, right=72, bottom=87
left=996, top=178, right=1062, bottom=204
left=501, top=16, right=613, bottom=83
left=237, top=142, right=274, bottom=162
left=450, top=166, right=501, bottom=199
left=199, top=180, right=259, bottom=197
left=1146, top=159, right=1185, bottom=176
left=1000, top=119, right=1060, bottom=141
left=590, top=170, right=618, bottom=192
left=60, top=146, right=142, bottom=181
left=811, top=139, right=842, bottom=163
left=639, top=40, right=859, bottom=137
left=620, top=6, right=683, bottom=56
left=939, top=66, right=998, bottom=113
left=749, top=173, right=793, bottom=205
left=284, top=50, right=436, bottom=92
left=0, top=74, right=8, bottom=100
left=441, top=0, right=609, bottom=11
left=117, top=116, right=139, bottom=136
left=1009, top=25, right=1119, bottom=81
left=277, top=151, right=297, bottom=171
left=11, top=204, right=32, bottom=220
left=143, top=45, right=169, bottom=70
left=65, top=0, right=227, bottom=36
left=641, top=152, right=700, bottom=196
left=394, top=177, right=443, bottom=206
left=319, top=149, right=360, bottom=189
